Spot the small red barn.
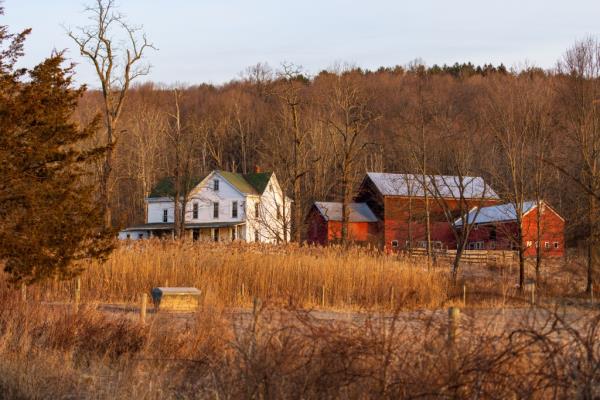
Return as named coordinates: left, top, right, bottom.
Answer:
left=306, top=202, right=379, bottom=245
left=456, top=200, right=565, bottom=257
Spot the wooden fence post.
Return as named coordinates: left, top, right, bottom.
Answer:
left=591, top=284, right=594, bottom=307
left=322, top=285, right=325, bottom=308
left=21, top=283, right=26, bottom=302
left=140, top=293, right=147, bottom=324
left=531, top=285, right=536, bottom=307
left=390, top=287, right=395, bottom=310
left=448, top=307, right=460, bottom=345
left=462, top=284, right=466, bottom=307
left=74, top=277, right=81, bottom=311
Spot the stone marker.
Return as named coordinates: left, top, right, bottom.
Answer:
left=151, top=287, right=201, bottom=312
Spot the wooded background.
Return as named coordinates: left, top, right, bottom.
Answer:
left=80, top=54, right=598, bottom=250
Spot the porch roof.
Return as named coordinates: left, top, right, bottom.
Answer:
left=121, top=221, right=244, bottom=232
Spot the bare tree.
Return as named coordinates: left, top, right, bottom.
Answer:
left=165, top=89, right=201, bottom=239
left=323, top=70, right=378, bottom=244
left=555, top=37, right=600, bottom=294
left=67, top=0, right=155, bottom=227
left=273, top=63, right=312, bottom=242
left=484, top=75, right=540, bottom=290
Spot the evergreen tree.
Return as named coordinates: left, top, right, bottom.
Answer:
left=0, top=15, right=113, bottom=284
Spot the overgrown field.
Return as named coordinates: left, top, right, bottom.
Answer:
left=0, top=241, right=595, bottom=398
left=0, top=292, right=599, bottom=399
left=37, top=241, right=450, bottom=310
left=25, top=240, right=582, bottom=311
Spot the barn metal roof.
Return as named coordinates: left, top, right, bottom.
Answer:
left=314, top=202, right=378, bottom=222
left=366, top=172, right=499, bottom=199
left=455, top=201, right=537, bottom=226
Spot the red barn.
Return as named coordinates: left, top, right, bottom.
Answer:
left=306, top=202, right=379, bottom=245
left=354, top=173, right=501, bottom=250
left=455, top=201, right=565, bottom=257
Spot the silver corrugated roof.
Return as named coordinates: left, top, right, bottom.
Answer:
left=366, top=172, right=499, bottom=199
left=455, top=201, right=537, bottom=226
left=314, top=202, right=378, bottom=222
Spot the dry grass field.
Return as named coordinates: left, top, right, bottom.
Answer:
left=0, top=241, right=596, bottom=399
left=25, top=240, right=586, bottom=311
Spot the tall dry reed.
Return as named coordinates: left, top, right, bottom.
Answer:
left=42, top=240, right=446, bottom=310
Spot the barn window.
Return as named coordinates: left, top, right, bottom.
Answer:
left=163, top=209, right=168, bottom=223
left=213, top=202, right=219, bottom=219
left=526, top=241, right=533, bottom=248
left=488, top=241, right=496, bottom=250
left=192, top=203, right=198, bottom=219
left=232, top=201, right=238, bottom=218
left=391, top=240, right=399, bottom=248
left=214, top=179, right=220, bottom=191
left=544, top=241, right=550, bottom=249
left=554, top=242, right=559, bottom=249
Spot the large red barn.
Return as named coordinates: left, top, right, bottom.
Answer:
left=456, top=201, right=565, bottom=257
left=305, top=202, right=379, bottom=245
left=354, top=173, right=501, bottom=250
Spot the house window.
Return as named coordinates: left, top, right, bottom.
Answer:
left=255, top=229, right=260, bottom=242
left=213, top=202, right=219, bottom=219
left=255, top=202, right=260, bottom=218
left=232, top=201, right=238, bottom=218
left=213, top=229, right=219, bottom=242
left=214, top=179, right=219, bottom=191
left=138, top=233, right=143, bottom=239
left=231, top=227, right=236, bottom=241
left=554, top=242, right=560, bottom=249
left=391, top=240, right=399, bottom=248
left=544, top=241, right=550, bottom=249
left=126, top=233, right=131, bottom=239
left=193, top=203, right=198, bottom=219
left=276, top=205, right=281, bottom=220
left=163, top=209, right=168, bottom=223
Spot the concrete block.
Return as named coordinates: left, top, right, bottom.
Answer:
left=151, top=287, right=201, bottom=312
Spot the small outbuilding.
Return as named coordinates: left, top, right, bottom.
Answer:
left=455, top=200, right=565, bottom=257
left=306, top=202, right=379, bottom=245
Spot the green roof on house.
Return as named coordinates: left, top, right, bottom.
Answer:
left=217, top=170, right=273, bottom=195
left=149, top=171, right=273, bottom=198
left=148, top=175, right=205, bottom=198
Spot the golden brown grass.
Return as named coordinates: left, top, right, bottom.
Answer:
left=35, top=240, right=449, bottom=311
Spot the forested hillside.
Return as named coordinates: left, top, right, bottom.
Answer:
left=83, top=49, right=598, bottom=251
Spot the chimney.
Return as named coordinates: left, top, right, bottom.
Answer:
left=254, top=165, right=261, bottom=173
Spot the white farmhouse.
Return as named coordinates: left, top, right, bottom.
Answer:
left=119, top=170, right=291, bottom=243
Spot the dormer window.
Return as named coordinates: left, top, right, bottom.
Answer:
left=163, top=209, right=168, bottom=223
left=214, top=179, right=219, bottom=191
